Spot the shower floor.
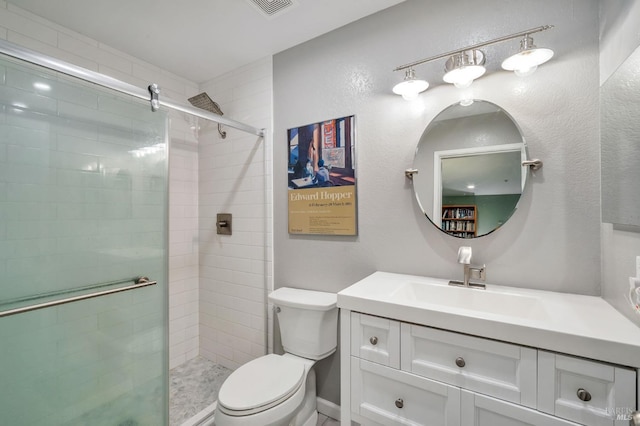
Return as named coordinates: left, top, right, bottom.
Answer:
left=169, top=356, right=232, bottom=426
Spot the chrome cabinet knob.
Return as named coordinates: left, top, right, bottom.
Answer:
left=395, top=398, right=404, bottom=409
left=369, top=336, right=378, bottom=345
left=577, top=388, right=592, bottom=402
left=455, top=357, right=466, bottom=368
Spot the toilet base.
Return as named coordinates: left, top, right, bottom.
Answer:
left=287, top=368, right=317, bottom=426
left=299, top=410, right=318, bottom=426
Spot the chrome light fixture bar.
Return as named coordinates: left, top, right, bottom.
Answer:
left=392, top=25, right=554, bottom=99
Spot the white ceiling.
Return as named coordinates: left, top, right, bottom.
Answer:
left=441, top=151, right=523, bottom=197
left=8, top=0, right=406, bottom=83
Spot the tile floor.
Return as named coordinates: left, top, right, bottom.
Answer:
left=169, top=356, right=232, bottom=426
left=316, top=413, right=340, bottom=426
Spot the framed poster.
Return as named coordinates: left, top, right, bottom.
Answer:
left=287, top=115, right=357, bottom=235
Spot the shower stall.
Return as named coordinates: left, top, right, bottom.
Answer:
left=0, top=39, right=264, bottom=425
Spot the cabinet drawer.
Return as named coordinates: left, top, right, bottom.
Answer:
left=401, top=323, right=537, bottom=407
left=461, top=390, right=582, bottom=426
left=538, top=351, right=636, bottom=426
left=351, top=312, right=400, bottom=368
left=351, top=357, right=461, bottom=426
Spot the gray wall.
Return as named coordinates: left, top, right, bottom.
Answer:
left=273, top=0, right=600, bottom=404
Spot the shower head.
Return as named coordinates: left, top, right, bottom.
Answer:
left=188, top=92, right=223, bottom=115
left=187, top=92, right=227, bottom=138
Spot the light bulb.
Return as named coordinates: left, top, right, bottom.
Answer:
left=443, top=65, right=485, bottom=88
left=514, top=65, right=538, bottom=77
left=401, top=91, right=419, bottom=101
left=454, top=80, right=473, bottom=89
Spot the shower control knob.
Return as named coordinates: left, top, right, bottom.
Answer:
left=577, top=388, right=591, bottom=402
left=455, top=357, right=466, bottom=368
left=369, top=336, right=378, bottom=345
left=395, top=398, right=404, bottom=409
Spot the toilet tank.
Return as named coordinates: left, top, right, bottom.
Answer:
left=269, top=287, right=338, bottom=360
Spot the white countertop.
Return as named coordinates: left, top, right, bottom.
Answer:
left=337, top=271, right=640, bottom=368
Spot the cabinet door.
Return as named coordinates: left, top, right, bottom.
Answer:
left=351, top=357, right=461, bottom=426
left=351, top=312, right=400, bottom=368
left=401, top=323, right=537, bottom=407
left=538, top=351, right=637, bottom=426
left=461, top=391, right=582, bottom=426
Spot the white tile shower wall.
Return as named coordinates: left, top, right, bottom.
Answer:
left=169, top=139, right=200, bottom=368
left=198, top=57, right=273, bottom=370
left=0, top=4, right=202, bottom=366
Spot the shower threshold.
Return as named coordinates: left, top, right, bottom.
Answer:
left=179, top=401, right=217, bottom=426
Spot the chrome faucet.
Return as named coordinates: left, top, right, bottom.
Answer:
left=450, top=246, right=486, bottom=289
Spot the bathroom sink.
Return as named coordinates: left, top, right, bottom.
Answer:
left=338, top=271, right=640, bottom=368
left=389, top=280, right=549, bottom=321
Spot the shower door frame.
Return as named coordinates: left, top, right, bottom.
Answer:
left=0, top=39, right=265, bottom=137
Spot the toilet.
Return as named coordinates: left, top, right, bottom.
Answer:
left=214, top=287, right=338, bottom=426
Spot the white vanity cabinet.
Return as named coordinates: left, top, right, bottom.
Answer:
left=537, top=351, right=636, bottom=426
left=351, top=357, right=461, bottom=425
left=401, top=323, right=537, bottom=408
left=351, top=312, right=400, bottom=368
left=341, top=311, right=637, bottom=426
left=461, top=391, right=581, bottom=426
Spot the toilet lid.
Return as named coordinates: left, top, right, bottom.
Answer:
left=218, top=354, right=305, bottom=414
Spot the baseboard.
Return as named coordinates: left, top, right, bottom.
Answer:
left=317, top=397, right=341, bottom=422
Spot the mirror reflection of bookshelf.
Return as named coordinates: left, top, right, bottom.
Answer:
left=441, top=205, right=477, bottom=238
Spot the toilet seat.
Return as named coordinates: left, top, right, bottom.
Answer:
left=218, top=354, right=306, bottom=416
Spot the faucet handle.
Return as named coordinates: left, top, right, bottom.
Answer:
left=458, top=246, right=472, bottom=264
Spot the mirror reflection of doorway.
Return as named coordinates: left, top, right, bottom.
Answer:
left=433, top=144, right=525, bottom=236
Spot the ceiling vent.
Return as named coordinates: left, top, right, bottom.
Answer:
left=246, top=0, right=297, bottom=18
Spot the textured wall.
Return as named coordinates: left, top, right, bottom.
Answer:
left=599, top=0, right=640, bottom=84
left=274, top=0, right=600, bottom=405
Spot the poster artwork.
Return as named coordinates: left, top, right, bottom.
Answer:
left=287, top=115, right=357, bottom=235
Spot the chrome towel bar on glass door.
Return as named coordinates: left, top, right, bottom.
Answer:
left=0, top=277, right=157, bottom=318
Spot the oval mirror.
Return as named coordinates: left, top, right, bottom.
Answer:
left=412, top=100, right=527, bottom=238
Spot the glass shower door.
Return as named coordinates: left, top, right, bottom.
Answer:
left=0, top=54, right=168, bottom=425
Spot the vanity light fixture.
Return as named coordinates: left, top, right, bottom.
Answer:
left=392, top=67, right=429, bottom=101
left=443, top=50, right=486, bottom=88
left=501, top=35, right=554, bottom=77
left=392, top=25, right=554, bottom=99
